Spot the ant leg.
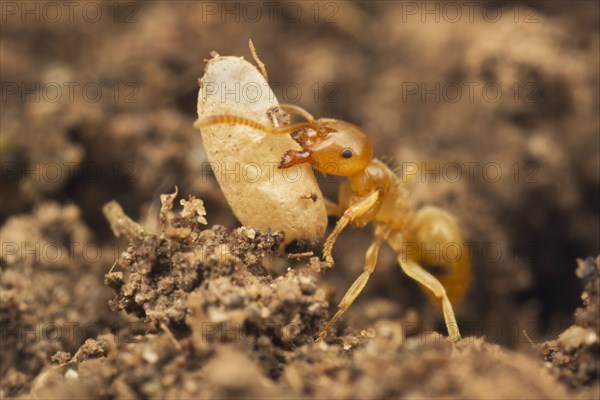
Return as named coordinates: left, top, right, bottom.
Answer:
left=316, top=224, right=390, bottom=343
left=323, top=189, right=383, bottom=267
left=396, top=257, right=461, bottom=342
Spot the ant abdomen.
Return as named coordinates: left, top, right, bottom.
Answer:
left=407, top=206, right=471, bottom=305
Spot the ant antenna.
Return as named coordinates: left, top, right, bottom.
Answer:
left=195, top=115, right=313, bottom=136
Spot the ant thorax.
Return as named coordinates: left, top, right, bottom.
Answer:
left=348, top=159, right=395, bottom=195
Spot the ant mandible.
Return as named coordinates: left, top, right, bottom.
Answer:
left=195, top=105, right=470, bottom=343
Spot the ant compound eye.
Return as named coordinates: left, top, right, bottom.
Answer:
left=341, top=148, right=353, bottom=159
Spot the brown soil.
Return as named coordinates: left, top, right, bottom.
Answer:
left=1, top=1, right=599, bottom=398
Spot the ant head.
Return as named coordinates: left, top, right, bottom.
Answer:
left=302, top=119, right=373, bottom=176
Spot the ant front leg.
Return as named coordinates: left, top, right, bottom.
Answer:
left=322, top=188, right=383, bottom=267
left=316, top=224, right=391, bottom=343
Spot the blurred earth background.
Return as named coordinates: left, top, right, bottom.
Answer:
left=1, top=1, right=599, bottom=398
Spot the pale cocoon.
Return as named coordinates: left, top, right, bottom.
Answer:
left=197, top=55, right=327, bottom=244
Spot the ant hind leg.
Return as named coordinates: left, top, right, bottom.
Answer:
left=396, top=257, right=461, bottom=342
